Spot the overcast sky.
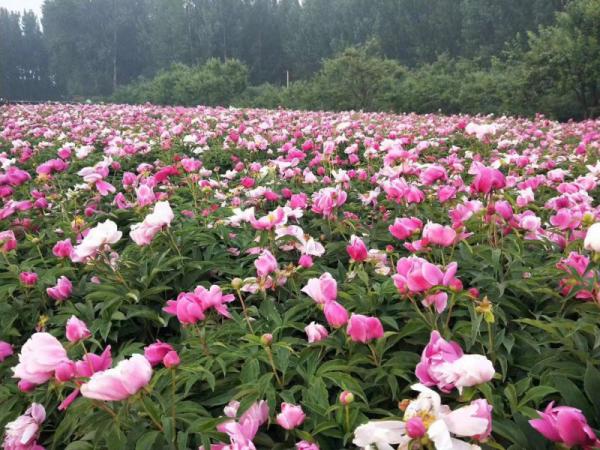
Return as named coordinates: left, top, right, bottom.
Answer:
left=0, top=0, right=43, bottom=16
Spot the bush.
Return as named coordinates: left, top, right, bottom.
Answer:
left=112, top=59, right=248, bottom=107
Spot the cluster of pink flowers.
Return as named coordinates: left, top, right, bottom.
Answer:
left=164, top=284, right=236, bottom=324
left=1, top=103, right=600, bottom=449
left=302, top=272, right=384, bottom=343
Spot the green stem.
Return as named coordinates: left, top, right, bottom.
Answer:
left=92, top=400, right=117, bottom=419
left=367, top=342, right=380, bottom=367
left=265, top=346, right=283, bottom=386
left=444, top=292, right=456, bottom=333
left=487, top=321, right=495, bottom=363
left=236, top=290, right=254, bottom=334
left=171, top=369, right=177, bottom=449
left=139, top=395, right=164, bottom=432
left=344, top=404, right=350, bottom=433
left=408, top=296, right=434, bottom=329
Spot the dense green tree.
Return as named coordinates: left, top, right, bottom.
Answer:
left=524, top=0, right=600, bottom=117
left=312, top=41, right=404, bottom=111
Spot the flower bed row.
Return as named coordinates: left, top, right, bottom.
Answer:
left=0, top=104, right=599, bottom=449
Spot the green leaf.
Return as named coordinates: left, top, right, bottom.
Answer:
left=135, top=431, right=160, bottom=450
left=517, top=386, right=558, bottom=408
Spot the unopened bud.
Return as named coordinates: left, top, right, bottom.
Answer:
left=339, top=391, right=354, bottom=405
left=261, top=333, right=273, bottom=346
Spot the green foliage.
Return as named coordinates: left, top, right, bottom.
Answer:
left=113, top=59, right=248, bottom=106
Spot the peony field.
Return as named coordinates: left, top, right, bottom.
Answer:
left=1, top=103, right=600, bottom=450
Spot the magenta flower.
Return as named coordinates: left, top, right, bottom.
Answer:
left=389, top=217, right=423, bottom=241
left=393, top=257, right=459, bottom=294
left=470, top=166, right=506, bottom=194
left=530, top=402, right=600, bottom=449
left=163, top=292, right=205, bottom=324
left=52, top=239, right=73, bottom=259
left=19, top=272, right=38, bottom=287
left=323, top=301, right=349, bottom=328
left=194, top=285, right=236, bottom=318
left=0, top=341, right=13, bottom=362
left=347, top=235, right=368, bottom=262
left=163, top=350, right=180, bottom=368
left=144, top=341, right=175, bottom=367
left=346, top=314, right=384, bottom=343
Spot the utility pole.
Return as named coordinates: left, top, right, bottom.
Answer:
left=286, top=70, right=289, bottom=88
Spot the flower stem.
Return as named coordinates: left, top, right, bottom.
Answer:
left=171, top=369, right=177, bottom=449
left=236, top=290, right=254, bottom=333
left=265, top=346, right=283, bottom=386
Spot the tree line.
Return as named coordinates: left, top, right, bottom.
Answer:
left=1, top=0, right=599, bottom=119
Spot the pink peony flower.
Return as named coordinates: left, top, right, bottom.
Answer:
left=530, top=402, right=600, bottom=449
left=415, top=331, right=463, bottom=392
left=0, top=230, right=17, bottom=253
left=346, top=314, right=384, bottom=343
left=194, top=285, right=236, bottom=318
left=75, top=346, right=112, bottom=378
left=471, top=166, right=505, bottom=194
left=2, top=403, right=45, bottom=450
left=255, top=250, right=278, bottom=277
left=311, top=187, right=347, bottom=217
left=347, top=235, right=368, bottom=262
left=130, top=201, right=174, bottom=246
left=323, top=301, right=349, bottom=328
left=0, top=341, right=13, bottom=362
left=12, top=333, right=69, bottom=386
left=393, top=257, right=459, bottom=294
left=389, top=217, right=422, bottom=241
left=405, top=417, right=426, bottom=438
left=80, top=354, right=152, bottom=401
left=52, top=239, right=73, bottom=259
left=65, top=316, right=91, bottom=342
left=304, top=322, right=329, bottom=343
left=144, top=341, right=175, bottom=367
left=211, top=401, right=269, bottom=450
left=163, top=292, right=205, bottom=324
left=296, top=441, right=320, bottom=450
left=422, top=292, right=449, bottom=313
left=470, top=399, right=493, bottom=441
left=301, top=273, right=337, bottom=304
left=54, top=361, right=76, bottom=382
left=415, top=331, right=494, bottom=393
left=71, top=220, right=122, bottom=263
left=250, top=207, right=287, bottom=230
left=46, top=276, right=72, bottom=302
left=276, top=403, right=306, bottom=430
left=422, top=223, right=456, bottom=247
left=19, top=272, right=37, bottom=287
left=163, top=350, right=180, bottom=368
left=298, top=254, right=313, bottom=268
left=135, top=184, right=155, bottom=207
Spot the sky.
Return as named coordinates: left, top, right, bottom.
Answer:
left=0, top=0, right=44, bottom=17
